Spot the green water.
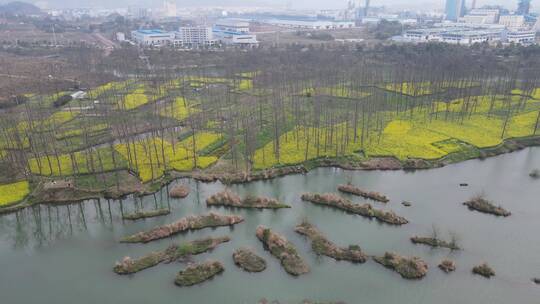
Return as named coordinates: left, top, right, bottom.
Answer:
left=1, top=148, right=540, bottom=304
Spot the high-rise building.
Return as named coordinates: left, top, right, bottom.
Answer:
left=445, top=0, right=467, bottom=21
left=163, top=1, right=177, bottom=18
left=516, top=0, right=531, bottom=15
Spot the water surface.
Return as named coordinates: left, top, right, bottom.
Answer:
left=1, top=148, right=540, bottom=304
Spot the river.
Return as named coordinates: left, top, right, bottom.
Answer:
left=1, top=148, right=540, bottom=304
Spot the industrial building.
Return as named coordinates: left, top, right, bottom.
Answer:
left=262, top=19, right=355, bottom=30
left=213, top=19, right=258, bottom=46
left=131, top=29, right=176, bottom=46
left=403, top=27, right=504, bottom=45
left=506, top=30, right=536, bottom=44
left=440, top=30, right=503, bottom=45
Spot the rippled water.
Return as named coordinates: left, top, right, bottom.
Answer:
left=1, top=148, right=540, bottom=304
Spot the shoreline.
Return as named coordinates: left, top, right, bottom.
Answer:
left=1, top=135, right=539, bottom=215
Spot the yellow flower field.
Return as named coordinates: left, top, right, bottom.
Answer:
left=159, top=97, right=199, bottom=120
left=115, top=132, right=221, bottom=182
left=29, top=147, right=122, bottom=176
left=0, top=181, right=29, bottom=207
left=253, top=96, right=540, bottom=169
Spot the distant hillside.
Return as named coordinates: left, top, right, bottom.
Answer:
left=0, top=1, right=43, bottom=15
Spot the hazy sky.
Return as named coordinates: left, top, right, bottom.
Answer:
left=3, top=0, right=539, bottom=12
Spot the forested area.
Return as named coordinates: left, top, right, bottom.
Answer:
left=1, top=43, right=540, bottom=208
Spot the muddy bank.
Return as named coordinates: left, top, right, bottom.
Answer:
left=256, top=225, right=310, bottom=276
left=193, top=166, right=307, bottom=184
left=120, top=213, right=244, bottom=243
left=113, top=236, right=230, bottom=275
left=410, top=236, right=460, bottom=250
left=122, top=208, right=170, bottom=220
left=169, top=184, right=190, bottom=198
left=438, top=260, right=456, bottom=273
left=301, top=193, right=408, bottom=225
left=174, top=260, right=224, bottom=287
left=3, top=137, right=539, bottom=216
left=373, top=252, right=428, bottom=280
left=337, top=184, right=389, bottom=203
left=206, top=190, right=290, bottom=209
left=233, top=248, right=267, bottom=272
left=295, top=221, right=367, bottom=263
left=463, top=196, right=511, bottom=217
left=472, top=263, right=495, bottom=278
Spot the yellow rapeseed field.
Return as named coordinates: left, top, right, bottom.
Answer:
left=115, top=132, right=221, bottom=182
left=0, top=181, right=30, bottom=207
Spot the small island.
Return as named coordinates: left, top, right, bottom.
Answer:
left=337, top=184, right=390, bottom=203
left=295, top=221, right=367, bottom=263
left=169, top=184, right=190, bottom=198
left=301, top=193, right=408, bottom=225
left=256, top=225, right=310, bottom=276
left=373, top=252, right=428, bottom=280
left=175, top=260, right=224, bottom=287
left=122, top=208, right=170, bottom=221
left=113, top=236, right=230, bottom=275
left=472, top=263, right=495, bottom=278
left=233, top=248, right=267, bottom=272
left=410, top=236, right=460, bottom=250
left=120, top=212, right=244, bottom=243
left=438, top=260, right=456, bottom=273
left=530, top=169, right=540, bottom=179
left=463, top=196, right=511, bottom=217
left=206, top=190, right=290, bottom=209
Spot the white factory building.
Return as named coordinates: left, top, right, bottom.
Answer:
left=440, top=30, right=503, bottom=45
left=263, top=19, right=355, bottom=30
left=213, top=19, right=258, bottom=46
left=403, top=28, right=503, bottom=45
left=131, top=29, right=176, bottom=46
left=506, top=30, right=536, bottom=44
left=401, top=15, right=536, bottom=46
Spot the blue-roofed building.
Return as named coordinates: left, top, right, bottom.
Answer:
left=213, top=19, right=258, bottom=46
left=131, top=29, right=176, bottom=46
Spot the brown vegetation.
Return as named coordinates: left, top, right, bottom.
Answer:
left=438, top=260, right=456, bottom=273
left=169, top=184, right=190, bottom=198
left=206, top=190, right=290, bottom=209
left=410, top=236, right=460, bottom=250
left=174, top=260, right=224, bottom=287
left=301, top=193, right=408, bottom=225
left=233, top=248, right=267, bottom=272
left=120, top=213, right=243, bottom=243
left=472, top=263, right=495, bottom=278
left=295, top=221, right=367, bottom=263
left=256, top=225, right=310, bottom=276
left=113, top=236, right=230, bottom=275
left=337, top=184, right=389, bottom=203
left=373, top=252, right=428, bottom=279
left=463, top=195, right=511, bottom=217
left=122, top=208, right=170, bottom=221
